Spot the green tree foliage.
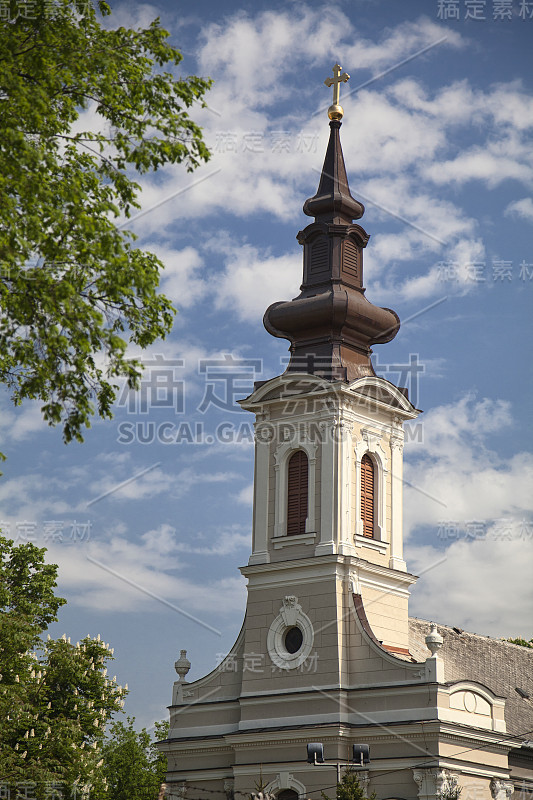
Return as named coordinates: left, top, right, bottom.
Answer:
left=101, top=717, right=169, bottom=800
left=0, top=0, right=211, bottom=444
left=322, top=769, right=377, bottom=800
left=507, top=637, right=533, bottom=648
left=0, top=536, right=127, bottom=799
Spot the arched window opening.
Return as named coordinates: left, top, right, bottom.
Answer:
left=278, top=791, right=299, bottom=800
left=361, top=453, right=375, bottom=538
left=287, top=450, right=308, bottom=536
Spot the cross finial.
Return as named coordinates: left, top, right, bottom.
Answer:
left=324, top=63, right=350, bottom=120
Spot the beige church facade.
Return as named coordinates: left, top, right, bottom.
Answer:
left=158, top=68, right=533, bottom=800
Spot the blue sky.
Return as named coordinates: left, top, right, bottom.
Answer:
left=2, top=0, right=532, bottom=729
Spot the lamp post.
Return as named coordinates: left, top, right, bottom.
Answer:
left=306, top=743, right=370, bottom=784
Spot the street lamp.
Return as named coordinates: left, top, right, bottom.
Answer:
left=306, top=743, right=370, bottom=783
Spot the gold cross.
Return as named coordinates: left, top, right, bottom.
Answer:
left=324, top=63, right=350, bottom=107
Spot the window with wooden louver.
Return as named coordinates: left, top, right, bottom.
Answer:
left=361, top=454, right=375, bottom=538
left=287, top=450, right=308, bottom=536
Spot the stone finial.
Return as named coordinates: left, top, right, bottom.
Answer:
left=174, top=649, right=191, bottom=681
left=425, top=623, right=443, bottom=657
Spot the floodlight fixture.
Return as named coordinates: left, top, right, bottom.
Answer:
left=307, top=742, right=325, bottom=764
left=352, top=744, right=370, bottom=766
left=306, top=742, right=370, bottom=783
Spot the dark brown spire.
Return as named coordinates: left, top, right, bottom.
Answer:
left=303, top=120, right=364, bottom=224
left=263, top=117, right=400, bottom=383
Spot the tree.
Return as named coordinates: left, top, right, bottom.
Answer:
left=507, top=637, right=533, bottom=648
left=0, top=0, right=211, bottom=445
left=322, top=769, right=376, bottom=800
left=248, top=767, right=270, bottom=800
left=101, top=717, right=169, bottom=800
left=0, top=536, right=127, bottom=799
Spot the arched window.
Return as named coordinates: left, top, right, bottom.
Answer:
left=287, top=450, right=308, bottom=536
left=361, top=453, right=375, bottom=538
left=278, top=792, right=299, bottom=800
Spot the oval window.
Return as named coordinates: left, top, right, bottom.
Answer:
left=284, top=626, right=303, bottom=654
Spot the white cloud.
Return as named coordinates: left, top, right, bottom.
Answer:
left=173, top=525, right=251, bottom=556
left=505, top=197, right=533, bottom=223
left=0, top=473, right=74, bottom=520
left=197, top=12, right=464, bottom=112
left=344, top=16, right=465, bottom=71
left=407, top=522, right=533, bottom=637
left=49, top=523, right=247, bottom=615
left=423, top=146, right=533, bottom=188
left=403, top=394, right=533, bottom=635
left=197, top=7, right=352, bottom=109
left=103, top=2, right=162, bottom=31
left=46, top=8, right=528, bottom=320
left=85, top=9, right=532, bottom=329
left=87, top=466, right=240, bottom=503
left=124, top=11, right=468, bottom=235
left=235, top=483, right=253, bottom=506
left=149, top=244, right=206, bottom=308
left=0, top=402, right=48, bottom=442
left=213, top=243, right=302, bottom=323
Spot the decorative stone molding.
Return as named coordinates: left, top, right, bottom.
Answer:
left=490, top=779, right=514, bottom=800
left=273, top=437, right=318, bottom=537
left=390, top=433, right=404, bottom=453
left=255, top=422, right=275, bottom=444
left=361, top=427, right=381, bottom=451
left=389, top=423, right=406, bottom=571
left=173, top=782, right=187, bottom=800
left=280, top=596, right=299, bottom=625
left=354, top=533, right=388, bottom=554
left=224, top=779, right=235, bottom=800
left=440, top=681, right=506, bottom=732
left=174, top=683, right=194, bottom=702
left=267, top=596, right=314, bottom=670
left=413, top=768, right=458, bottom=800
left=349, top=571, right=361, bottom=595
left=434, top=771, right=450, bottom=796
left=272, top=531, right=316, bottom=549
left=265, top=772, right=306, bottom=798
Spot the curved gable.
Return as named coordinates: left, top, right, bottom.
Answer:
left=240, top=372, right=332, bottom=406
left=441, top=680, right=507, bottom=732
left=348, top=376, right=419, bottom=416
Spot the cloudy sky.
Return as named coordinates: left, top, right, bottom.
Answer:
left=2, top=0, right=532, bottom=728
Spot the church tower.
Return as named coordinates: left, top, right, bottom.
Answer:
left=241, top=62, right=418, bottom=659
left=159, top=67, right=518, bottom=800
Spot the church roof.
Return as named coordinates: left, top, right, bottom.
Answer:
left=409, top=617, right=533, bottom=739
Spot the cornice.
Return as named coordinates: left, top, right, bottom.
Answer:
left=241, top=552, right=417, bottom=585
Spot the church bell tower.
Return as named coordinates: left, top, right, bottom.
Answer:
left=240, top=63, right=419, bottom=656
left=159, top=66, right=459, bottom=800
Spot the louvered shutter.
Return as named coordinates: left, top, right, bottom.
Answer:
left=361, top=454, right=375, bottom=538
left=287, top=450, right=308, bottom=536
